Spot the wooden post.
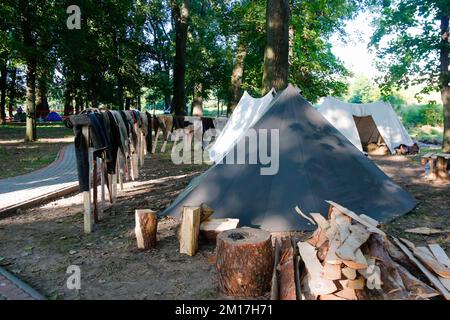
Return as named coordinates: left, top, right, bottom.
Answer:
left=135, top=209, right=158, bottom=249
left=132, top=150, right=139, bottom=179
left=118, top=152, right=124, bottom=190
left=125, top=154, right=131, bottom=181
left=161, top=135, right=168, bottom=153
left=216, top=228, right=274, bottom=297
left=82, top=125, right=93, bottom=234
left=100, top=156, right=105, bottom=214
left=152, top=128, right=160, bottom=154
left=93, top=156, right=99, bottom=223
left=179, top=206, right=201, bottom=256
left=143, top=131, right=148, bottom=156
left=429, top=158, right=437, bottom=180
left=140, top=131, right=145, bottom=166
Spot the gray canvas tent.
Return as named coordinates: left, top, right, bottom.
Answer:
left=162, top=85, right=417, bottom=231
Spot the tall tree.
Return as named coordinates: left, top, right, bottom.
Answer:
left=262, top=0, right=290, bottom=94
left=171, top=0, right=190, bottom=115
left=0, top=62, right=6, bottom=122
left=370, top=0, right=450, bottom=151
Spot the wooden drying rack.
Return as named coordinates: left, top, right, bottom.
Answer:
left=79, top=120, right=147, bottom=234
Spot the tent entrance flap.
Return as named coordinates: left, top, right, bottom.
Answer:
left=352, top=115, right=387, bottom=152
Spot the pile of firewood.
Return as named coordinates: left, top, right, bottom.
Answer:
left=280, top=201, right=449, bottom=300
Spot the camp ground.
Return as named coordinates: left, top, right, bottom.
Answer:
left=0, top=0, right=449, bottom=306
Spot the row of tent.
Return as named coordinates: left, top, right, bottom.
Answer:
left=208, top=89, right=414, bottom=161
left=162, top=84, right=418, bottom=232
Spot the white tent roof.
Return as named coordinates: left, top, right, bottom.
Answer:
left=208, top=89, right=275, bottom=163
left=318, top=96, right=413, bottom=154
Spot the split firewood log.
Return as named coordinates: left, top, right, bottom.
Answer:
left=199, top=218, right=239, bottom=242
left=179, top=206, right=201, bottom=256
left=297, top=241, right=337, bottom=296
left=323, top=263, right=342, bottom=280
left=135, top=209, right=158, bottom=249
left=342, top=267, right=357, bottom=280
left=200, top=203, right=214, bottom=222
left=367, top=235, right=411, bottom=299
left=317, top=240, right=329, bottom=261
left=336, top=224, right=371, bottom=261
left=392, top=237, right=450, bottom=300
left=428, top=244, right=450, bottom=291
left=325, top=201, right=386, bottom=236
left=278, top=238, right=297, bottom=300
left=394, top=261, right=440, bottom=299
left=216, top=228, right=274, bottom=297
left=270, top=239, right=281, bottom=300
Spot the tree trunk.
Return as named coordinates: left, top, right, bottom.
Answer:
left=0, top=62, right=7, bottom=123
left=191, top=83, right=203, bottom=116
left=171, top=0, right=190, bottom=116
left=8, top=67, right=17, bottom=118
left=441, top=15, right=450, bottom=152
left=262, top=0, right=290, bottom=95
left=227, top=40, right=247, bottom=115
left=75, top=94, right=82, bottom=114
left=90, top=73, right=98, bottom=109
left=25, top=59, right=37, bottom=142
left=125, top=97, right=131, bottom=110
left=117, top=75, right=124, bottom=110
left=64, top=84, right=73, bottom=116
left=36, top=75, right=49, bottom=119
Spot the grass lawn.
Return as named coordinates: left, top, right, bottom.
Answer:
left=0, top=123, right=74, bottom=179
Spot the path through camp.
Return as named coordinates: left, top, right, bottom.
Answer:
left=0, top=149, right=447, bottom=299
left=0, top=145, right=78, bottom=215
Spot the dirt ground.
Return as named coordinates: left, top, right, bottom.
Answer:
left=0, top=147, right=448, bottom=300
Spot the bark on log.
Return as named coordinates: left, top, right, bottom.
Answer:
left=135, top=209, right=158, bottom=249
left=216, top=228, right=274, bottom=297
left=270, top=239, right=281, bottom=300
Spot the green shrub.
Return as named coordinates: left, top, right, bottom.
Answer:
left=400, top=103, right=443, bottom=128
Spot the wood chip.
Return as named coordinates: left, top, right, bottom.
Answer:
left=295, top=206, right=316, bottom=225
left=405, top=227, right=448, bottom=235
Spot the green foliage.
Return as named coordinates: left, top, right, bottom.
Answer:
left=369, top=0, right=449, bottom=96
left=347, top=75, right=381, bottom=103
left=289, top=0, right=358, bottom=102
left=400, top=103, right=443, bottom=127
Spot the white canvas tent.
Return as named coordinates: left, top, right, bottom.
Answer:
left=318, top=96, right=413, bottom=154
left=208, top=89, right=275, bottom=163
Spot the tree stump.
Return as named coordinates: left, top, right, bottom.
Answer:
left=135, top=209, right=158, bottom=249
left=216, top=228, right=274, bottom=297
left=179, top=206, right=201, bottom=256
